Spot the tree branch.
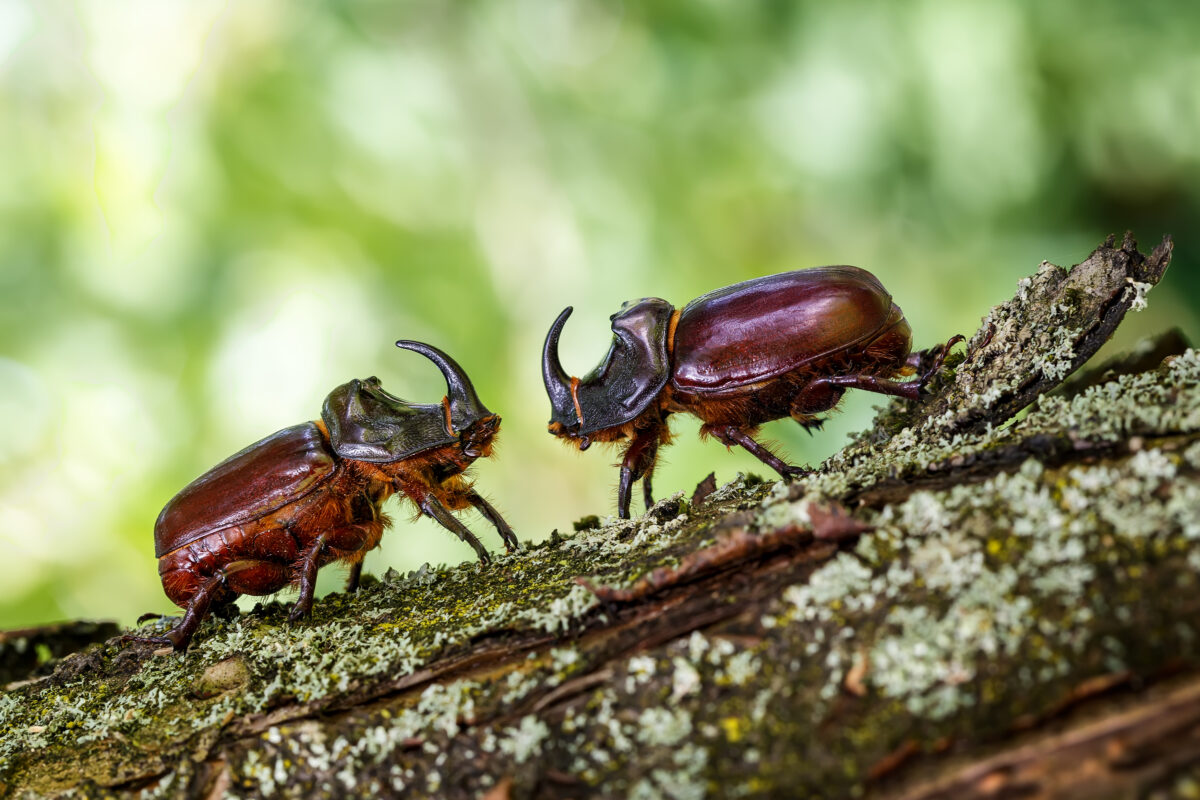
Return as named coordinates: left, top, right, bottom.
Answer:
left=4, top=234, right=1198, bottom=800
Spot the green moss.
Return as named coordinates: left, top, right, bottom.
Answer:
left=573, top=515, right=601, bottom=532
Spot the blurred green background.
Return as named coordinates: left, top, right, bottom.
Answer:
left=1, top=1, right=1197, bottom=629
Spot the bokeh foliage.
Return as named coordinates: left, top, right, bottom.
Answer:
left=1, top=0, right=1197, bottom=628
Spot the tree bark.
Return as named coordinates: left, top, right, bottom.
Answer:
left=2, top=233, right=1196, bottom=800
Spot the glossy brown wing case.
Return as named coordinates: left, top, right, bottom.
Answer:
left=670, top=266, right=899, bottom=394
left=153, top=423, right=336, bottom=557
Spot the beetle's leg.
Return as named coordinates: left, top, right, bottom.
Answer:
left=288, top=533, right=328, bottom=623
left=707, top=425, right=809, bottom=480
left=418, top=492, right=492, bottom=565
left=123, top=561, right=252, bottom=652
left=904, top=334, right=966, bottom=385
left=345, top=559, right=364, bottom=593
left=809, top=335, right=965, bottom=401
left=807, top=373, right=923, bottom=401
left=467, top=491, right=519, bottom=553
left=917, top=334, right=965, bottom=385
left=643, top=474, right=654, bottom=513
left=617, top=470, right=634, bottom=520
left=617, top=430, right=660, bottom=519
left=122, top=577, right=220, bottom=651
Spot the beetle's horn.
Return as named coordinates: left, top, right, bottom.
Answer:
left=395, top=340, right=490, bottom=426
left=542, top=307, right=575, bottom=419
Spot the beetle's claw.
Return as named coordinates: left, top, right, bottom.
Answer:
left=921, top=334, right=966, bottom=383
left=780, top=465, right=810, bottom=481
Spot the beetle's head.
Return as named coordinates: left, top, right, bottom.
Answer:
left=542, top=299, right=674, bottom=448
left=458, top=411, right=501, bottom=460
left=323, top=341, right=494, bottom=463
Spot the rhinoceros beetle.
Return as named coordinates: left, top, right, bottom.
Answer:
left=542, top=267, right=962, bottom=518
left=132, top=341, right=517, bottom=651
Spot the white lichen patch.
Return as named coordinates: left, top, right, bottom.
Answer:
left=722, top=651, right=761, bottom=687
left=498, top=715, right=550, bottom=764
left=512, top=584, right=599, bottom=634
left=556, top=666, right=713, bottom=800
left=417, top=680, right=477, bottom=738
left=1184, top=440, right=1200, bottom=471
left=624, top=654, right=658, bottom=695
left=756, top=497, right=812, bottom=530
left=636, top=707, right=693, bottom=747
left=784, top=553, right=874, bottom=620
left=1040, top=324, right=1083, bottom=381
left=1125, top=279, right=1154, bottom=311
left=671, top=658, right=702, bottom=703
left=775, top=437, right=1200, bottom=721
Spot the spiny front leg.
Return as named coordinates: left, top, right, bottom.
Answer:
left=468, top=491, right=519, bottom=553
left=288, top=533, right=327, bottom=623
left=617, top=429, right=661, bottom=519
left=706, top=424, right=808, bottom=480
left=410, top=487, right=491, bottom=565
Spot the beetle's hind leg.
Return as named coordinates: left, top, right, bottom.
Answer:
left=906, top=334, right=966, bottom=373
left=705, top=424, right=809, bottom=481
left=123, top=563, right=250, bottom=652
left=813, top=334, right=965, bottom=401
left=806, top=335, right=964, bottom=402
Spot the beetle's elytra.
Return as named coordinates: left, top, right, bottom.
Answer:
left=542, top=267, right=962, bottom=518
left=136, top=341, right=516, bottom=651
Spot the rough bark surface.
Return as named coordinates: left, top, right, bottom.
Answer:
left=2, top=233, right=1196, bottom=800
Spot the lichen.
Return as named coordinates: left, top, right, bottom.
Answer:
left=498, top=715, right=550, bottom=764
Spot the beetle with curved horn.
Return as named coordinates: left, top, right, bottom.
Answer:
left=129, top=340, right=517, bottom=651
left=543, top=267, right=963, bottom=519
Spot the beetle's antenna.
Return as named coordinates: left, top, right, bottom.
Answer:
left=542, top=307, right=575, bottom=422
left=395, top=340, right=489, bottom=429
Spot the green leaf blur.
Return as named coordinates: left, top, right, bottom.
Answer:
left=1, top=1, right=1197, bottom=627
